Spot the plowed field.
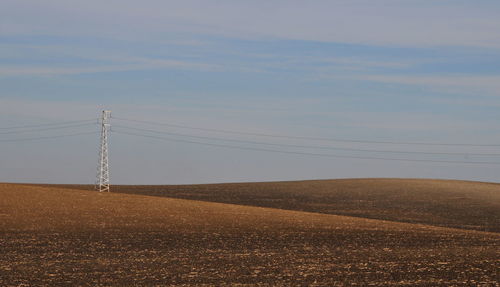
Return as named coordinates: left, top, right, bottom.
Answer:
left=1, top=182, right=499, bottom=286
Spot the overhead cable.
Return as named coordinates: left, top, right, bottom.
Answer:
left=112, top=117, right=500, bottom=147
left=0, top=131, right=98, bottom=142
left=0, top=122, right=97, bottom=135
left=112, top=130, right=500, bottom=165
left=112, top=125, right=500, bottom=157
left=0, top=118, right=98, bottom=130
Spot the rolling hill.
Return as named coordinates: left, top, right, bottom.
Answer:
left=1, top=182, right=499, bottom=286
left=53, top=178, right=500, bottom=232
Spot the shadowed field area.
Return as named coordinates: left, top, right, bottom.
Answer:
left=1, top=182, right=499, bottom=286
left=55, top=178, right=500, bottom=232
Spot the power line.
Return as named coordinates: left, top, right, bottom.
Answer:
left=112, top=117, right=500, bottom=147
left=0, top=118, right=97, bottom=130
left=112, top=130, right=500, bottom=165
left=0, top=122, right=97, bottom=135
left=0, top=131, right=98, bottom=142
left=112, top=124, right=500, bottom=157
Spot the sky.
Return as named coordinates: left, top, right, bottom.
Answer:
left=1, top=0, right=500, bottom=184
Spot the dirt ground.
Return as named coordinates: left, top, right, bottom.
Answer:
left=1, top=182, right=499, bottom=286
left=54, top=178, right=500, bottom=232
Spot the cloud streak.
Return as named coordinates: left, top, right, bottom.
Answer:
left=2, top=1, right=500, bottom=48
left=361, top=74, right=500, bottom=96
left=0, top=47, right=222, bottom=76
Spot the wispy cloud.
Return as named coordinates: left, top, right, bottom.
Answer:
left=319, top=57, right=413, bottom=69
left=0, top=63, right=221, bottom=77
left=2, top=1, right=500, bottom=49
left=0, top=47, right=222, bottom=76
left=361, top=74, right=500, bottom=95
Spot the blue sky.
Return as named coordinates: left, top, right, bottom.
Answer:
left=1, top=0, right=500, bottom=184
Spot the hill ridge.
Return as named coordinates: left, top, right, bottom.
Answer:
left=9, top=178, right=500, bottom=232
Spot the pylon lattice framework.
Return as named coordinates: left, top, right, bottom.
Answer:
left=97, top=110, right=111, bottom=192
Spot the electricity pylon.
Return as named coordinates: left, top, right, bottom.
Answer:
left=96, top=110, right=111, bottom=192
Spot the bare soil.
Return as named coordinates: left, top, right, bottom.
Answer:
left=1, top=181, right=499, bottom=286
left=54, top=178, right=500, bottom=232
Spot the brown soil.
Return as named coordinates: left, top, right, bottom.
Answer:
left=52, top=178, right=500, bottom=232
left=1, top=182, right=499, bottom=286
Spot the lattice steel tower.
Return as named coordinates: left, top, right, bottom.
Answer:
left=96, top=110, right=111, bottom=192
